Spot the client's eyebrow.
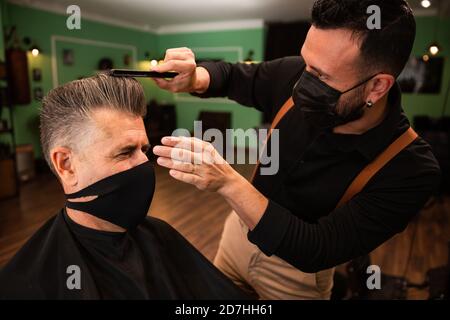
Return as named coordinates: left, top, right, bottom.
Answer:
left=114, top=143, right=151, bottom=156
left=117, top=145, right=137, bottom=154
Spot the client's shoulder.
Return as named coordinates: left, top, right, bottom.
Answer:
left=139, top=216, right=179, bottom=234
left=0, top=211, right=64, bottom=298
left=0, top=211, right=69, bottom=274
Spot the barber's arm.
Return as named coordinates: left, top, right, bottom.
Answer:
left=153, top=136, right=440, bottom=273
left=151, top=47, right=304, bottom=116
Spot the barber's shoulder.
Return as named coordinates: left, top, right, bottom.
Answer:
left=262, top=55, right=305, bottom=71
left=402, top=137, right=441, bottom=177
left=282, top=55, right=306, bottom=66
left=373, top=136, right=441, bottom=190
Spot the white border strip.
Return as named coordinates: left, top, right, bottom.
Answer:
left=51, top=35, right=137, bottom=88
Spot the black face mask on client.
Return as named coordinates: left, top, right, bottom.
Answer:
left=65, top=161, right=155, bottom=230
left=292, top=70, right=379, bottom=130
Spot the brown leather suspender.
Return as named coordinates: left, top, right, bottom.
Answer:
left=334, top=126, right=418, bottom=208
left=251, top=97, right=419, bottom=208
left=250, top=97, right=295, bottom=182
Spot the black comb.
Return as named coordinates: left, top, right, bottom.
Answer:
left=109, top=69, right=178, bottom=78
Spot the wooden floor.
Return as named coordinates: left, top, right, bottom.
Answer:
left=0, top=161, right=448, bottom=299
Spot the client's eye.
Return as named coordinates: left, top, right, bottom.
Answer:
left=118, top=150, right=133, bottom=157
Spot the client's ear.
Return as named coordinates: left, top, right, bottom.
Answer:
left=51, top=147, right=77, bottom=186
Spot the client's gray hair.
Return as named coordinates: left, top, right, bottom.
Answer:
left=40, top=73, right=147, bottom=174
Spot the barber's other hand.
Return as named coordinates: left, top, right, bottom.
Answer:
left=151, top=47, right=210, bottom=94
left=153, top=136, right=241, bottom=193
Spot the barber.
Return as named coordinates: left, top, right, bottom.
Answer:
left=152, top=0, right=440, bottom=299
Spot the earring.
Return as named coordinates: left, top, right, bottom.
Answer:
left=366, top=100, right=373, bottom=108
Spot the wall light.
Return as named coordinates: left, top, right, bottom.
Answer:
left=429, top=43, right=440, bottom=55
left=31, top=47, right=40, bottom=57
left=421, top=0, right=431, bottom=8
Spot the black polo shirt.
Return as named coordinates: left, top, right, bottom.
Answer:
left=195, top=56, right=441, bottom=273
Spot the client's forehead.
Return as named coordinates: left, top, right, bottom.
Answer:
left=88, top=107, right=148, bottom=145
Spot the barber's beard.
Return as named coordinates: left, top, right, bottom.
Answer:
left=335, top=85, right=367, bottom=124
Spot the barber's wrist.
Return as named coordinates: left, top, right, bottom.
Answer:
left=218, top=171, right=268, bottom=230
left=217, top=170, right=245, bottom=199
left=192, top=66, right=210, bottom=94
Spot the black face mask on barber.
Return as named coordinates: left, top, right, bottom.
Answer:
left=65, top=161, right=155, bottom=230
left=292, top=70, right=378, bottom=130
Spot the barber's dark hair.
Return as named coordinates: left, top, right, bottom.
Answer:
left=311, top=0, right=416, bottom=77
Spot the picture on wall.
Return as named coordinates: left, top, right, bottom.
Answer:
left=34, top=87, right=43, bottom=101
left=32, top=68, right=42, bottom=81
left=98, top=57, right=113, bottom=71
left=123, top=54, right=131, bottom=66
left=63, top=49, right=74, bottom=65
left=398, top=56, right=444, bottom=94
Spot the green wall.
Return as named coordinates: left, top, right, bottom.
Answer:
left=403, top=16, right=450, bottom=120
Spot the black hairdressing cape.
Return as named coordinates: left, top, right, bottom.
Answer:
left=0, top=209, right=250, bottom=300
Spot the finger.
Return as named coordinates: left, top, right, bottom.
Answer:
left=152, top=78, right=173, bottom=90
left=153, top=146, right=202, bottom=163
left=164, top=47, right=191, bottom=53
left=161, top=136, right=204, bottom=152
left=160, top=137, right=221, bottom=164
left=153, top=60, right=195, bottom=73
left=165, top=47, right=193, bottom=56
left=151, top=49, right=192, bottom=71
left=153, top=77, right=188, bottom=93
left=157, top=157, right=200, bottom=175
left=151, top=48, right=192, bottom=68
left=163, top=137, right=209, bottom=163
left=169, top=169, right=201, bottom=186
left=164, top=51, right=194, bottom=62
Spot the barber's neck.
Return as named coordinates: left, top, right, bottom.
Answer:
left=66, top=207, right=126, bottom=233
left=333, top=94, right=389, bottom=135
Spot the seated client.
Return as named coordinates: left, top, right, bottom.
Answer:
left=0, top=73, right=249, bottom=300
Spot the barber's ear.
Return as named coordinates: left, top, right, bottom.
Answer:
left=366, top=74, right=395, bottom=105
left=50, top=147, right=77, bottom=186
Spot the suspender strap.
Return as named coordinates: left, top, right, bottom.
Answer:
left=250, top=97, right=294, bottom=182
left=335, top=127, right=418, bottom=208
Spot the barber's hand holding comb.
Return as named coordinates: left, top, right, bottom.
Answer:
left=151, top=47, right=210, bottom=94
